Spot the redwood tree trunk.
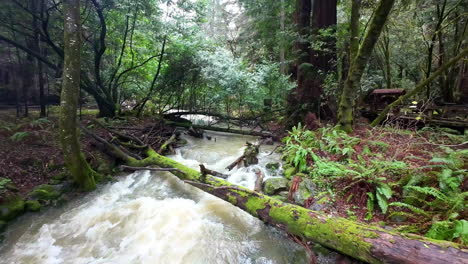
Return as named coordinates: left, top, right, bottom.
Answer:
left=288, top=0, right=337, bottom=125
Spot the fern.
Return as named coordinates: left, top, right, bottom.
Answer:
left=0, top=177, right=12, bottom=194
left=389, top=202, right=430, bottom=217
left=426, top=220, right=468, bottom=245
left=9, top=131, right=30, bottom=142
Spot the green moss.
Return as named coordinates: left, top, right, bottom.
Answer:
left=283, top=167, right=297, bottom=180
left=0, top=196, right=25, bottom=221
left=245, top=196, right=267, bottom=216
left=25, top=200, right=42, bottom=212
left=267, top=204, right=380, bottom=263
left=263, top=178, right=288, bottom=195
left=227, top=194, right=237, bottom=204
left=29, top=185, right=61, bottom=201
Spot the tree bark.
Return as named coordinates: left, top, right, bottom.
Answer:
left=337, top=0, right=396, bottom=132
left=349, top=0, right=361, bottom=63
left=59, top=0, right=97, bottom=191
left=371, top=47, right=468, bottom=126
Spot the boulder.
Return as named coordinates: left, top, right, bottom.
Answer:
left=25, top=200, right=42, bottom=212
left=28, top=184, right=61, bottom=201
left=0, top=196, right=25, bottom=221
left=292, top=178, right=316, bottom=205
left=265, top=162, right=280, bottom=176
left=263, top=178, right=289, bottom=195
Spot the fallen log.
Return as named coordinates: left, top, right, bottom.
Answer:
left=85, top=126, right=468, bottom=264
left=129, top=150, right=467, bottom=264
left=166, top=121, right=273, bottom=138
left=120, top=165, right=185, bottom=174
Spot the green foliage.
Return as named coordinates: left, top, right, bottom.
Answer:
left=0, top=178, right=12, bottom=195
left=425, top=220, right=468, bottom=245
left=9, top=132, right=30, bottom=142
left=30, top=118, right=52, bottom=129
left=282, top=125, right=409, bottom=217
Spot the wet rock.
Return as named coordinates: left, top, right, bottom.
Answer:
left=308, top=194, right=332, bottom=212
left=25, top=200, right=41, bottom=212
left=0, top=196, right=25, bottom=221
left=263, top=137, right=274, bottom=145
left=28, top=184, right=61, bottom=201
left=263, top=178, right=289, bottom=195
left=266, top=162, right=280, bottom=171
left=0, top=220, right=6, bottom=232
left=244, top=143, right=259, bottom=166
left=265, top=162, right=280, bottom=176
left=292, top=178, right=316, bottom=205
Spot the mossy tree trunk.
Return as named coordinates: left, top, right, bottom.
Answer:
left=337, top=0, right=396, bottom=132
left=371, top=47, right=468, bottom=126
left=349, top=0, right=361, bottom=63
left=59, top=0, right=97, bottom=191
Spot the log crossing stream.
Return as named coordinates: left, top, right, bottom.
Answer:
left=0, top=131, right=347, bottom=264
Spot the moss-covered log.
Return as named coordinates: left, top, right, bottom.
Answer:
left=123, top=149, right=467, bottom=264
left=166, top=121, right=273, bottom=138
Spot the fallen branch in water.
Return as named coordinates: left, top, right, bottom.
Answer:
left=226, top=155, right=245, bottom=171
left=199, top=164, right=229, bottom=179
left=120, top=165, right=185, bottom=174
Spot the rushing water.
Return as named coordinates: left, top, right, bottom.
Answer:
left=0, top=131, right=311, bottom=264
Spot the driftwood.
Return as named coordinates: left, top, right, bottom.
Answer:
left=199, top=164, right=229, bottom=179
left=226, top=155, right=245, bottom=171
left=158, top=133, right=176, bottom=154
left=254, top=169, right=264, bottom=193
left=187, top=126, right=204, bottom=138
left=85, top=125, right=468, bottom=264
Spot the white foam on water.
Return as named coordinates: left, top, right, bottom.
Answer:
left=0, top=132, right=306, bottom=264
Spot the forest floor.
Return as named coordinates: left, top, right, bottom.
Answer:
left=0, top=110, right=175, bottom=202
left=279, top=120, right=467, bottom=244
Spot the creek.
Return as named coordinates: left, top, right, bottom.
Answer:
left=0, top=131, right=319, bottom=264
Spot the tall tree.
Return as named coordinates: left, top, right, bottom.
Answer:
left=59, top=0, right=97, bottom=190
left=337, top=0, right=396, bottom=132
left=288, top=0, right=337, bottom=125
